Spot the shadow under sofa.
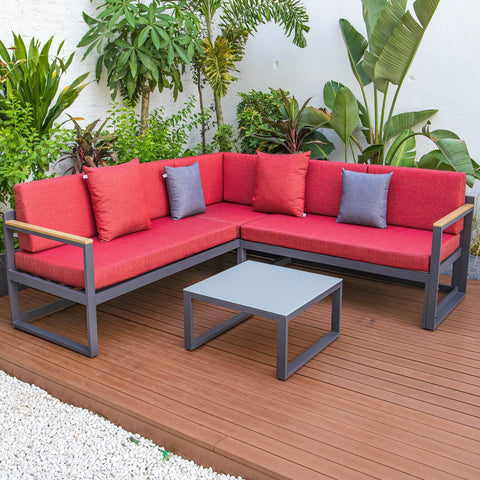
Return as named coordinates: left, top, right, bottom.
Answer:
left=3, top=152, right=474, bottom=357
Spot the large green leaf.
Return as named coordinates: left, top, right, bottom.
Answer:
left=298, top=106, right=330, bottom=128
left=323, top=80, right=344, bottom=110
left=384, top=109, right=437, bottom=140
left=357, top=144, right=383, bottom=164
left=373, top=0, right=440, bottom=90
left=435, top=137, right=475, bottom=187
left=303, top=131, right=335, bottom=159
left=330, top=86, right=360, bottom=143
left=362, top=0, right=387, bottom=41
left=385, top=128, right=416, bottom=167
left=339, top=19, right=371, bottom=87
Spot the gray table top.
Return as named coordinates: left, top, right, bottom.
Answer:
left=184, top=260, right=342, bottom=318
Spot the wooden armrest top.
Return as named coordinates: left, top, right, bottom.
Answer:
left=433, top=203, right=473, bottom=229
left=4, top=220, right=93, bottom=245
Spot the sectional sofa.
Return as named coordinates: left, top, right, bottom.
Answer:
left=3, top=151, right=474, bottom=356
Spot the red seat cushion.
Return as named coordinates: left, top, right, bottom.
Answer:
left=241, top=214, right=460, bottom=272
left=13, top=174, right=97, bottom=253
left=223, top=152, right=257, bottom=205
left=84, top=158, right=151, bottom=241
left=304, top=160, right=368, bottom=217
left=200, top=202, right=269, bottom=234
left=173, top=153, right=223, bottom=206
left=368, top=165, right=466, bottom=234
left=253, top=151, right=310, bottom=217
left=15, top=216, right=238, bottom=289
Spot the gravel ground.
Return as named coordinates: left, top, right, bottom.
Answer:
left=0, top=371, right=244, bottom=480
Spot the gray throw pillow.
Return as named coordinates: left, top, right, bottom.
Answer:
left=336, top=169, right=393, bottom=228
left=164, top=162, right=206, bottom=220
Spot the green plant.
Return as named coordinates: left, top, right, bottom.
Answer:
left=0, top=99, right=70, bottom=251
left=109, top=96, right=208, bottom=162
left=187, top=0, right=310, bottom=127
left=58, top=116, right=119, bottom=174
left=0, top=34, right=89, bottom=137
left=253, top=90, right=334, bottom=158
left=322, top=0, right=479, bottom=186
left=471, top=199, right=480, bottom=257
left=236, top=88, right=287, bottom=154
left=79, top=0, right=201, bottom=133
left=210, top=123, right=239, bottom=153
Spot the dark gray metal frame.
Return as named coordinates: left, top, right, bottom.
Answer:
left=3, top=209, right=241, bottom=357
left=184, top=277, right=342, bottom=380
left=238, top=195, right=475, bottom=331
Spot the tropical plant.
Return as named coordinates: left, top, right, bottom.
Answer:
left=57, top=116, right=119, bottom=174
left=108, top=96, right=208, bottom=162
left=0, top=99, right=70, bottom=251
left=0, top=34, right=89, bottom=137
left=322, top=0, right=479, bottom=186
left=253, top=90, right=334, bottom=158
left=236, top=88, right=287, bottom=154
left=78, top=0, right=201, bottom=133
left=187, top=0, right=310, bottom=127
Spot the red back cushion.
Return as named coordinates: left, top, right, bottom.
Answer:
left=253, top=151, right=310, bottom=217
left=304, top=161, right=368, bottom=217
left=223, top=152, right=258, bottom=205
left=14, top=174, right=97, bottom=253
left=173, top=153, right=223, bottom=205
left=140, top=158, right=176, bottom=219
left=368, top=165, right=466, bottom=233
left=84, top=158, right=151, bottom=241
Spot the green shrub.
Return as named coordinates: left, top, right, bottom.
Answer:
left=236, top=88, right=287, bottom=154
left=0, top=99, right=70, bottom=251
left=108, top=96, right=207, bottom=162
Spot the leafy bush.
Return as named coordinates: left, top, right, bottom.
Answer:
left=236, top=88, right=287, bottom=154
left=0, top=99, right=70, bottom=251
left=108, top=96, right=207, bottom=162
left=0, top=34, right=88, bottom=136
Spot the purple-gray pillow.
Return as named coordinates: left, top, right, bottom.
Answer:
left=164, top=162, right=206, bottom=220
left=336, top=169, right=393, bottom=228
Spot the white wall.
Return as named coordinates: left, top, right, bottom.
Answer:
left=1, top=0, right=479, bottom=193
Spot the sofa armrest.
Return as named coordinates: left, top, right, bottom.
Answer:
left=4, top=219, right=93, bottom=247
left=433, top=203, right=474, bottom=230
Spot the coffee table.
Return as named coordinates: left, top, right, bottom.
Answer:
left=184, top=261, right=342, bottom=380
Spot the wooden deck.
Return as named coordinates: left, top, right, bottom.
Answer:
left=1, top=253, right=479, bottom=479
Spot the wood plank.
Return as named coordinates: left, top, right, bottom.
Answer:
left=1, top=255, right=480, bottom=479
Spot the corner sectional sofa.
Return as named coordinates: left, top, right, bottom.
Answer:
left=3, top=151, right=474, bottom=357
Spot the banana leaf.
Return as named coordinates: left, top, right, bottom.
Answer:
left=357, top=144, right=383, bottom=164
left=330, top=86, right=360, bottom=144
left=362, top=0, right=387, bottom=41
left=373, top=0, right=440, bottom=91
left=384, top=109, right=437, bottom=141
left=323, top=80, right=344, bottom=110
left=385, top=128, right=416, bottom=167
left=339, top=19, right=371, bottom=87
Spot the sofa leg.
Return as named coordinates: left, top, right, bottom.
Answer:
left=86, top=300, right=99, bottom=357
left=237, top=247, right=247, bottom=264
left=423, top=276, right=439, bottom=330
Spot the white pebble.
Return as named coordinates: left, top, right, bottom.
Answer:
left=0, top=370, right=245, bottom=480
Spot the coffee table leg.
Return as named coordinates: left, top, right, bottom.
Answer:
left=184, top=293, right=195, bottom=350
left=276, top=319, right=288, bottom=380
left=276, top=284, right=342, bottom=380
left=184, top=293, right=253, bottom=351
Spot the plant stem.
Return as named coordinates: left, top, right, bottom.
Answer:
left=196, top=65, right=206, bottom=153
left=378, top=83, right=390, bottom=164
left=140, top=83, right=150, bottom=136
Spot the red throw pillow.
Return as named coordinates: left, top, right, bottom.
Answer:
left=253, top=151, right=311, bottom=217
left=84, top=158, right=151, bottom=241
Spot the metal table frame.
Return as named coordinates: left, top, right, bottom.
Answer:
left=184, top=261, right=342, bottom=380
